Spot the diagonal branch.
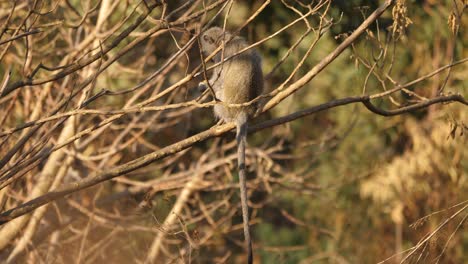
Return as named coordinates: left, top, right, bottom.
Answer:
left=1, top=92, right=465, bottom=224
left=261, top=0, right=395, bottom=112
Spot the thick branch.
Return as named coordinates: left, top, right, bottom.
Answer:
left=1, top=93, right=465, bottom=224
left=362, top=94, right=467, bottom=116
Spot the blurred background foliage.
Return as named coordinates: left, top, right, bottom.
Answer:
left=0, top=0, right=466, bottom=263
left=225, top=0, right=467, bottom=263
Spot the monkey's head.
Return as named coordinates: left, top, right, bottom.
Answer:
left=200, top=27, right=231, bottom=58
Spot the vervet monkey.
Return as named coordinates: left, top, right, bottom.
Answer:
left=199, top=27, right=263, bottom=264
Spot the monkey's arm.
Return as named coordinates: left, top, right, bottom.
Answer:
left=199, top=65, right=223, bottom=100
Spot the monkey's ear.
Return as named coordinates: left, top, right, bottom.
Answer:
left=203, top=35, right=214, bottom=44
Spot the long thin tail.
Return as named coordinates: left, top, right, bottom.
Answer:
left=236, top=113, right=253, bottom=264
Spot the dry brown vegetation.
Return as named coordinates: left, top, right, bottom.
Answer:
left=0, top=0, right=467, bottom=263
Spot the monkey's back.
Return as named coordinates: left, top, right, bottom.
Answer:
left=218, top=38, right=263, bottom=122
